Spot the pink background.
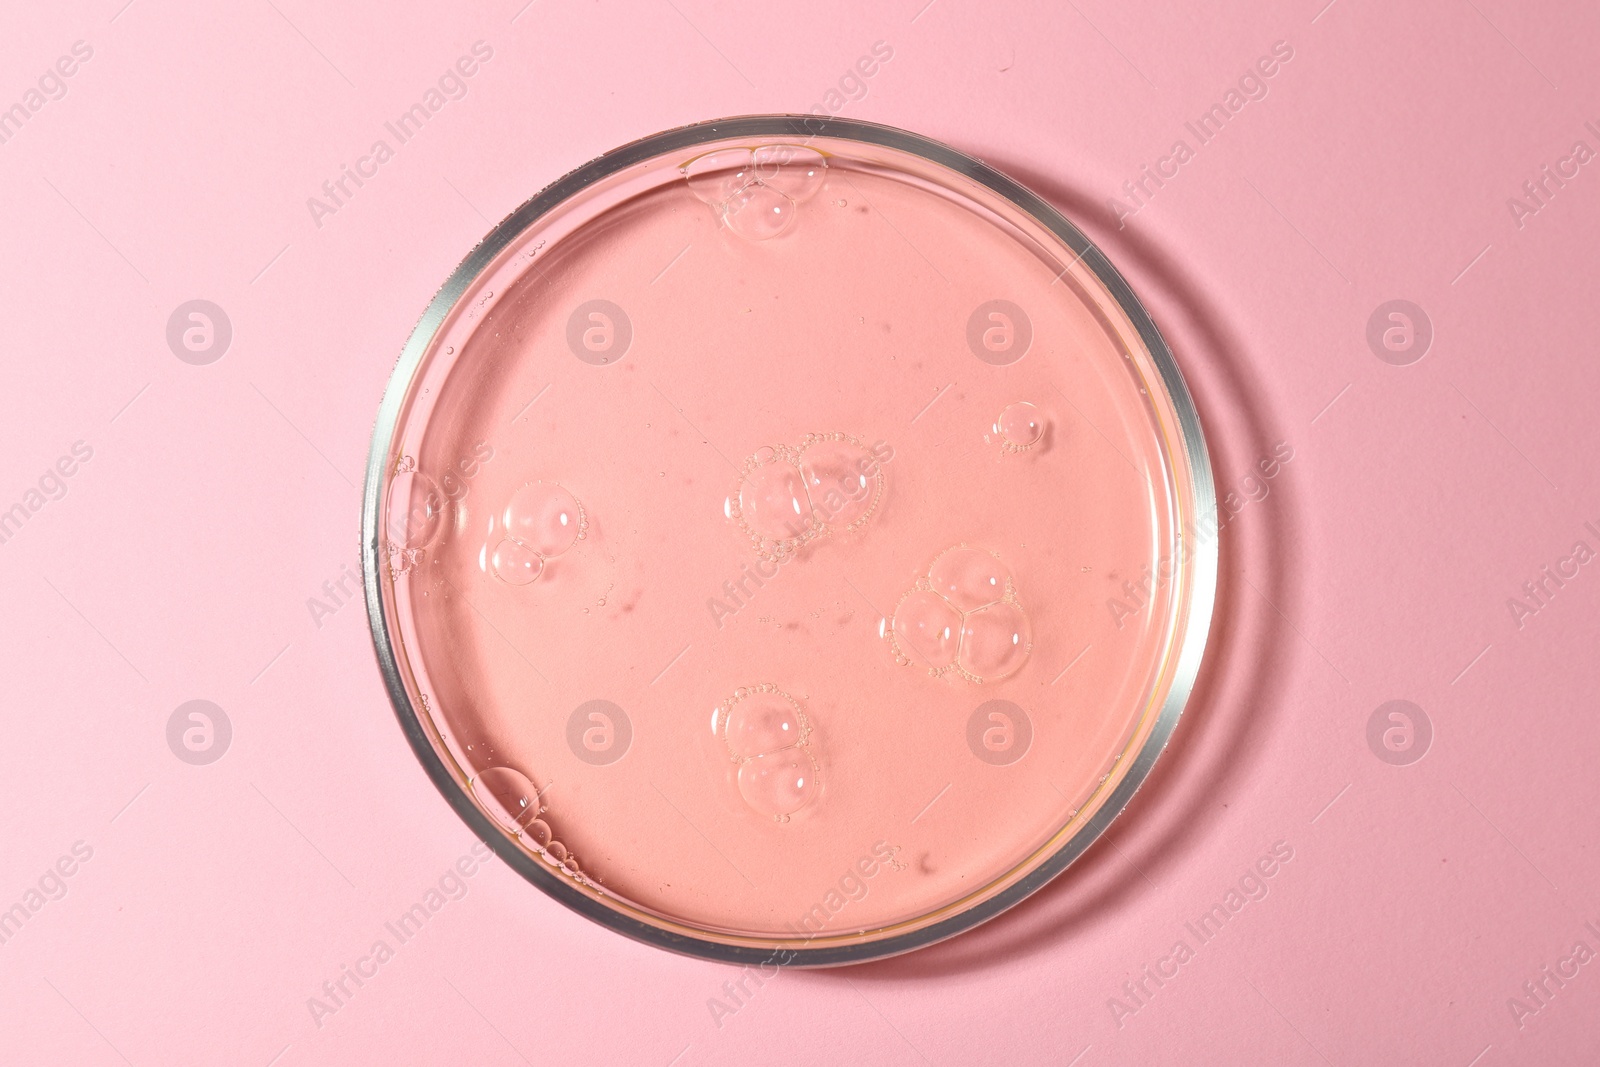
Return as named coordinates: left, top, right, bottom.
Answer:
left=2, top=0, right=1598, bottom=1063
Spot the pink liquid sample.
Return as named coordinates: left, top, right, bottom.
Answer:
left=377, top=131, right=1206, bottom=953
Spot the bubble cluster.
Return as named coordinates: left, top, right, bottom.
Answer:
left=469, top=765, right=585, bottom=877
left=994, top=402, right=1046, bottom=452
left=886, top=545, right=1033, bottom=682
left=489, top=481, right=588, bottom=586
left=727, top=433, right=886, bottom=562
left=714, top=684, right=820, bottom=821
left=682, top=144, right=827, bottom=241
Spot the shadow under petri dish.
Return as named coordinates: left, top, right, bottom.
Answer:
left=366, top=117, right=1215, bottom=964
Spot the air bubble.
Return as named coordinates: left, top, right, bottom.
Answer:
left=491, top=538, right=544, bottom=585
left=683, top=148, right=755, bottom=205
left=386, top=544, right=424, bottom=579
left=736, top=454, right=811, bottom=542
left=723, top=690, right=808, bottom=754
left=387, top=470, right=446, bottom=549
left=928, top=545, right=1008, bottom=611
left=725, top=183, right=795, bottom=241
left=957, top=601, right=1031, bottom=680
left=891, top=590, right=962, bottom=669
left=887, top=545, right=1033, bottom=683
left=504, top=481, right=587, bottom=556
left=752, top=144, right=826, bottom=201
left=737, top=749, right=820, bottom=819
left=799, top=437, right=878, bottom=530
left=471, top=766, right=543, bottom=832
left=995, top=402, right=1046, bottom=452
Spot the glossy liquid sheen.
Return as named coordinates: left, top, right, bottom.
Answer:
left=386, top=139, right=1191, bottom=944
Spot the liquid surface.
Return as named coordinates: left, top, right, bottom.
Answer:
left=383, top=138, right=1195, bottom=943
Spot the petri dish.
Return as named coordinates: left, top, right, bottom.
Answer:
left=362, top=116, right=1216, bottom=965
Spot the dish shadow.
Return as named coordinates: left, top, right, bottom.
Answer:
left=804, top=158, right=1311, bottom=982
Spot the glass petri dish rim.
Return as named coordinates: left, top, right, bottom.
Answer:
left=361, top=114, right=1219, bottom=967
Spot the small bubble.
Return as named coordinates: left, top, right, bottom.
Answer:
left=471, top=766, right=543, bottom=832
left=995, top=402, right=1046, bottom=451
